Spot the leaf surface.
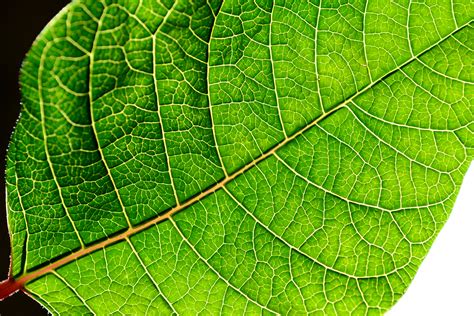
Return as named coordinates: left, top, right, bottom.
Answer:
left=2, top=0, right=473, bottom=314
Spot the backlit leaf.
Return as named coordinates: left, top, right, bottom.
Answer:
left=1, top=0, right=473, bottom=314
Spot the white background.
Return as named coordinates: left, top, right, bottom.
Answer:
left=388, top=162, right=474, bottom=315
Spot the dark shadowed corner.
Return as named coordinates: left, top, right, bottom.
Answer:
left=0, top=1, right=70, bottom=315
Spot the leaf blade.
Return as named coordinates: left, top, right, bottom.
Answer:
left=3, top=0, right=473, bottom=314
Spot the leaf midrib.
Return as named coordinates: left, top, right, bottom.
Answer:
left=6, top=19, right=471, bottom=292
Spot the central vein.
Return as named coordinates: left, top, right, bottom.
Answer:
left=10, top=18, right=470, bottom=290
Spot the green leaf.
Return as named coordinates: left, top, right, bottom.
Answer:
left=1, top=0, right=473, bottom=314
